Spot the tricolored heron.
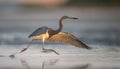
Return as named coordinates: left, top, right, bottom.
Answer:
left=20, top=16, right=91, bottom=55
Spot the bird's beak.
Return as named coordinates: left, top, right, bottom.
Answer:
left=69, top=17, right=79, bottom=20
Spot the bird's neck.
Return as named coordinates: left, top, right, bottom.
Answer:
left=56, top=18, right=63, bottom=33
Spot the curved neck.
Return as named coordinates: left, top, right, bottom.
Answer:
left=56, top=18, right=63, bottom=33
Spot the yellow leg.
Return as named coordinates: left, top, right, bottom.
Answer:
left=42, top=42, right=45, bottom=50
left=42, top=38, right=45, bottom=50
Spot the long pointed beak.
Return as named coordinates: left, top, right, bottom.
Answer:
left=69, top=17, right=79, bottom=20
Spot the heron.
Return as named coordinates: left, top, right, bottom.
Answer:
left=20, top=16, right=91, bottom=55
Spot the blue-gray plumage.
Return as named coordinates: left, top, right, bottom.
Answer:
left=20, top=16, right=91, bottom=55
left=28, top=26, right=48, bottom=38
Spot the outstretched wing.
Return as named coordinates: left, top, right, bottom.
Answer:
left=28, top=26, right=48, bottom=38
left=48, top=32, right=91, bottom=49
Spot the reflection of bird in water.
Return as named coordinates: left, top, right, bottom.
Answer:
left=20, top=16, right=91, bottom=55
left=19, top=58, right=58, bottom=69
left=42, top=59, right=58, bottom=69
left=20, top=59, right=31, bottom=69
left=19, top=58, right=89, bottom=69
left=69, top=64, right=90, bottom=69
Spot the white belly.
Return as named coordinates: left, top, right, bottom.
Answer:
left=33, top=33, right=49, bottom=40
left=32, top=32, right=49, bottom=40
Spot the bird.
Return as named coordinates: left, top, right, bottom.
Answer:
left=20, top=16, right=91, bottom=55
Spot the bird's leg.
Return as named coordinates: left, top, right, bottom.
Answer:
left=20, top=39, right=34, bottom=53
left=41, top=41, right=59, bottom=55
left=42, top=39, right=45, bottom=50
left=41, top=38, right=59, bottom=55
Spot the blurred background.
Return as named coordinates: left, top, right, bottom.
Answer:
left=0, top=0, right=120, bottom=46
left=0, top=1, right=120, bottom=69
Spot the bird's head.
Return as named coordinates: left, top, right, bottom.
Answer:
left=61, top=16, right=78, bottom=20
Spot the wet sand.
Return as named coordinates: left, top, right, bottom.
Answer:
left=0, top=45, right=120, bottom=69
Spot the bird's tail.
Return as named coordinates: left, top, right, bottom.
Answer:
left=77, top=40, right=92, bottom=50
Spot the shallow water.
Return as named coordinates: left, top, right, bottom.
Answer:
left=0, top=5, right=120, bottom=69
left=0, top=44, right=120, bottom=69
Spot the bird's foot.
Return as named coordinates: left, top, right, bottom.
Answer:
left=42, top=48, right=60, bottom=55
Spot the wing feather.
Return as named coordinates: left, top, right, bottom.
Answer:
left=28, top=26, right=48, bottom=38
left=48, top=32, right=91, bottom=49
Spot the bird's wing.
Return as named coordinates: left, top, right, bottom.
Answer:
left=48, top=32, right=91, bottom=49
left=28, top=26, right=48, bottom=38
